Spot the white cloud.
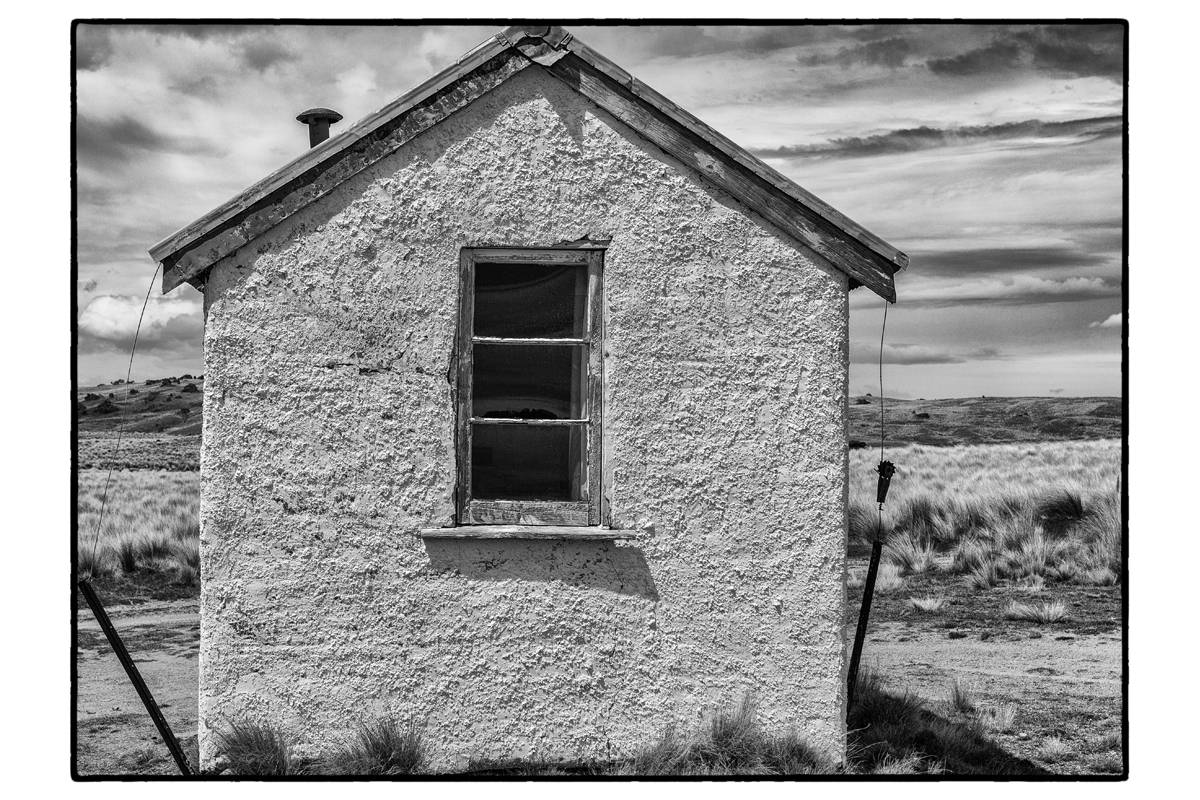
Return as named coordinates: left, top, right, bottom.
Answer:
left=335, top=63, right=378, bottom=104
left=851, top=342, right=966, bottom=364
left=899, top=275, right=1115, bottom=305
left=78, top=294, right=202, bottom=348
left=1090, top=312, right=1122, bottom=328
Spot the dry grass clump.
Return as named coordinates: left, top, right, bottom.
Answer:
left=847, top=505, right=883, bottom=556
left=1017, top=574, right=1046, bottom=593
left=1004, top=600, right=1070, bottom=624
left=626, top=695, right=833, bottom=776
left=951, top=538, right=990, bottom=574
left=908, top=596, right=947, bottom=613
left=1034, top=490, right=1086, bottom=534
left=1038, top=736, right=1074, bottom=763
left=884, top=533, right=936, bottom=575
left=966, top=563, right=999, bottom=590
left=873, top=563, right=906, bottom=593
left=320, top=718, right=426, bottom=776
left=975, top=703, right=1017, bottom=732
left=1085, top=730, right=1123, bottom=753
left=216, top=720, right=305, bottom=776
left=948, top=680, right=975, bottom=714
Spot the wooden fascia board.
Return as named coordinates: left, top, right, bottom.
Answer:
left=555, top=37, right=905, bottom=302
left=151, top=33, right=516, bottom=292
left=153, top=25, right=906, bottom=302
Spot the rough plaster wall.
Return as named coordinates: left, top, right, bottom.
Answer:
left=198, top=66, right=850, bottom=771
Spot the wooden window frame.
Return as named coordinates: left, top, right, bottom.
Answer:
left=455, top=247, right=605, bottom=527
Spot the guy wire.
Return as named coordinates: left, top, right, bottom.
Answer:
left=877, top=301, right=889, bottom=540
left=879, top=301, right=888, bottom=467
left=87, top=263, right=162, bottom=577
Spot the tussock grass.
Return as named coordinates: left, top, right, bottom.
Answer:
left=1039, top=736, right=1074, bottom=763
left=210, top=685, right=1047, bottom=777
left=1087, top=751, right=1124, bottom=773
left=1017, top=575, right=1046, bottom=593
left=908, top=596, right=947, bottom=613
left=873, top=563, right=906, bottom=593
left=849, top=440, right=1121, bottom=591
left=884, top=533, right=936, bottom=575
left=216, top=720, right=304, bottom=776
left=320, top=718, right=425, bottom=776
left=1004, top=600, right=1070, bottom=624
left=1035, top=489, right=1085, bottom=534
left=626, top=695, right=833, bottom=775
left=975, top=704, right=1017, bottom=732
left=950, top=538, right=990, bottom=574
left=1079, top=567, right=1118, bottom=586
left=948, top=680, right=975, bottom=713
left=76, top=470, right=200, bottom=584
left=1085, top=730, right=1123, bottom=753
left=77, top=543, right=116, bottom=580
left=966, top=563, right=999, bottom=590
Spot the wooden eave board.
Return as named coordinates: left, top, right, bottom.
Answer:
left=151, top=26, right=906, bottom=301
left=149, top=33, right=515, bottom=291
left=560, top=35, right=908, bottom=274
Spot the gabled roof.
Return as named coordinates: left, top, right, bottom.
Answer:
left=150, top=25, right=907, bottom=301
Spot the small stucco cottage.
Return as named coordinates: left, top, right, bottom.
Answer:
left=151, top=25, right=906, bottom=772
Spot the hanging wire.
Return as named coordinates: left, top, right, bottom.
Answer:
left=876, top=301, right=890, bottom=539
left=879, top=301, right=888, bottom=466
left=86, top=263, right=162, bottom=577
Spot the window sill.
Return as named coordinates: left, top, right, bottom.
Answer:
left=420, top=525, right=639, bottom=540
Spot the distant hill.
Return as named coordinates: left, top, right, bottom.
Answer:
left=76, top=377, right=204, bottom=470
left=847, top=395, right=1122, bottom=448
left=76, top=376, right=203, bottom=436
left=76, top=379, right=1122, bottom=471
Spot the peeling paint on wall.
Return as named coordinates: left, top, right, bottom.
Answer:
left=199, top=67, right=849, bottom=771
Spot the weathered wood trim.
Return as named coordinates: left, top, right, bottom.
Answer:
left=559, top=36, right=907, bottom=271
left=466, top=500, right=591, bottom=527
left=544, top=46, right=902, bottom=302
left=586, top=250, right=604, bottom=526
left=420, top=525, right=636, bottom=540
left=455, top=250, right=476, bottom=524
left=470, top=418, right=589, bottom=426
left=157, top=45, right=530, bottom=292
left=153, top=33, right=510, bottom=262
left=471, top=248, right=591, bottom=265
left=156, top=25, right=906, bottom=300
left=456, top=246, right=604, bottom=526
left=472, top=337, right=587, bottom=346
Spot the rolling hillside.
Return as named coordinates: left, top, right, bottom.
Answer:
left=76, top=377, right=1122, bottom=471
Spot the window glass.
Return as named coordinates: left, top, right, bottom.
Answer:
left=471, top=423, right=585, bottom=501
left=472, top=344, right=586, bottom=420
left=474, top=263, right=587, bottom=338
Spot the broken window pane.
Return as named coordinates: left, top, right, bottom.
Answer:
left=472, top=344, right=586, bottom=420
left=471, top=423, right=585, bottom=501
left=474, top=263, right=587, bottom=338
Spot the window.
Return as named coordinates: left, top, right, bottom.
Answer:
left=455, top=247, right=604, bottom=527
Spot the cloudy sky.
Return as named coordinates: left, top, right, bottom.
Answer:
left=74, top=21, right=1124, bottom=398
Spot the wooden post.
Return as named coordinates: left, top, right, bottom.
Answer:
left=846, top=533, right=883, bottom=715
left=77, top=579, right=193, bottom=775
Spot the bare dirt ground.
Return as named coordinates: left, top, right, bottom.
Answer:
left=856, top=622, right=1123, bottom=775
left=74, top=598, right=200, bottom=777
left=74, top=596, right=1121, bottom=776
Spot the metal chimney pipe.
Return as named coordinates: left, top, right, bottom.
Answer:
left=296, top=108, right=343, bottom=148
